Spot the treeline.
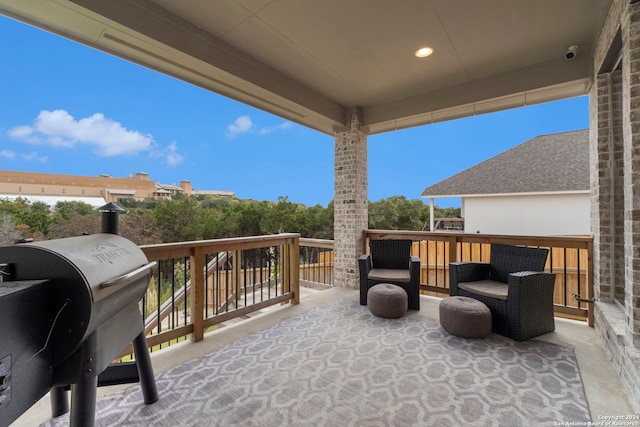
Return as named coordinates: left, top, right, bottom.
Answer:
left=0, top=195, right=460, bottom=246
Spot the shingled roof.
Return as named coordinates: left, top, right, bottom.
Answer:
left=421, top=129, right=589, bottom=198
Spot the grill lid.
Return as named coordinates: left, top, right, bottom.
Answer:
left=22, top=233, right=151, bottom=303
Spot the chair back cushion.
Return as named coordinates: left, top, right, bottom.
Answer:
left=489, top=244, right=549, bottom=283
left=370, top=239, right=412, bottom=269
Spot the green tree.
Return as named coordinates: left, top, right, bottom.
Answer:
left=153, top=198, right=202, bottom=242
left=47, top=213, right=100, bottom=239
left=0, top=214, right=22, bottom=246
left=261, top=196, right=301, bottom=234
left=15, top=201, right=52, bottom=237
left=0, top=197, right=31, bottom=217
left=234, top=200, right=269, bottom=236
left=197, top=196, right=234, bottom=210
left=368, top=196, right=429, bottom=230
left=296, top=202, right=333, bottom=238
left=434, top=206, right=461, bottom=219
left=120, top=210, right=162, bottom=245
left=54, top=201, right=97, bottom=219
left=115, top=198, right=142, bottom=209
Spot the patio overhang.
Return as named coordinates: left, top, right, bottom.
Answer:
left=4, top=0, right=640, bottom=416
left=0, top=0, right=609, bottom=135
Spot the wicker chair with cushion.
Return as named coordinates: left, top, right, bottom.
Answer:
left=449, top=243, right=555, bottom=341
left=359, top=239, right=420, bottom=310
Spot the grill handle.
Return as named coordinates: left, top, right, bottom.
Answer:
left=99, top=261, right=157, bottom=289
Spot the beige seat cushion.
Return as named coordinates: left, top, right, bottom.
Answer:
left=458, top=280, right=508, bottom=301
left=368, top=268, right=410, bottom=282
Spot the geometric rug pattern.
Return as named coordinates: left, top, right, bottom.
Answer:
left=42, top=298, right=590, bottom=426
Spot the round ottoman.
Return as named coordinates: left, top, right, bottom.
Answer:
left=367, top=283, right=408, bottom=319
left=439, top=296, right=492, bottom=338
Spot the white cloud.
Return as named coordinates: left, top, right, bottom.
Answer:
left=150, top=141, right=185, bottom=167
left=7, top=125, right=34, bottom=140
left=0, top=148, right=46, bottom=162
left=0, top=150, right=15, bottom=159
left=20, top=152, right=47, bottom=162
left=226, top=115, right=293, bottom=136
left=8, top=109, right=153, bottom=156
left=164, top=142, right=185, bottom=166
left=259, top=120, right=293, bottom=135
left=226, top=115, right=254, bottom=135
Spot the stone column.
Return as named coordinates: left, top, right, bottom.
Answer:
left=333, top=110, right=368, bottom=289
left=622, top=3, right=640, bottom=347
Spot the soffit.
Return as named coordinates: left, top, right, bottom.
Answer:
left=0, top=0, right=612, bottom=135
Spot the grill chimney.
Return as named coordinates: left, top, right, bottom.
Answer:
left=98, top=202, right=125, bottom=235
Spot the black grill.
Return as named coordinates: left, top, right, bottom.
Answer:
left=0, top=233, right=158, bottom=427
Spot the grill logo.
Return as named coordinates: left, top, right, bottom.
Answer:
left=90, top=242, right=130, bottom=263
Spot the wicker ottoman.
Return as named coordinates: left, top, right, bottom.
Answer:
left=439, top=296, right=492, bottom=338
left=367, top=283, right=408, bottom=319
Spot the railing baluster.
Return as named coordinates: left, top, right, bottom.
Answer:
left=577, top=248, right=582, bottom=309
left=563, top=247, right=568, bottom=307
left=184, top=257, right=188, bottom=334
left=225, top=251, right=230, bottom=313
left=171, top=258, right=176, bottom=336
left=157, top=260, right=162, bottom=335
left=204, top=253, right=209, bottom=319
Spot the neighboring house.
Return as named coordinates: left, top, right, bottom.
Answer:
left=421, top=129, right=589, bottom=236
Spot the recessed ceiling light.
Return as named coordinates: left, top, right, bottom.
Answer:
left=415, top=47, right=434, bottom=58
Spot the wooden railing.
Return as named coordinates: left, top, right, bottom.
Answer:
left=133, top=234, right=300, bottom=352
left=299, top=238, right=334, bottom=287
left=364, top=230, right=594, bottom=325
left=122, top=230, right=592, bottom=356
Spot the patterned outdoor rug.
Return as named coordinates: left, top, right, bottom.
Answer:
left=42, top=299, right=590, bottom=426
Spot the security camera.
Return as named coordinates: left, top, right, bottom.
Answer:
left=565, top=45, right=578, bottom=61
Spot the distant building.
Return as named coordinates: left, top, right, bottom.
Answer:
left=421, top=130, right=589, bottom=236
left=0, top=170, right=234, bottom=207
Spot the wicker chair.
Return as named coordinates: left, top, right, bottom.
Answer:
left=449, top=243, right=555, bottom=341
left=359, top=239, right=420, bottom=310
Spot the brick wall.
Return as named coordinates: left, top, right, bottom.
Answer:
left=591, top=0, right=640, bottom=412
left=595, top=302, right=640, bottom=411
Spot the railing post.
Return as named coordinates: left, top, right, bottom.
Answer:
left=190, top=247, right=205, bottom=342
left=362, top=230, right=369, bottom=255
left=447, top=235, right=458, bottom=264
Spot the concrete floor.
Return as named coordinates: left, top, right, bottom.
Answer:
left=12, top=286, right=636, bottom=426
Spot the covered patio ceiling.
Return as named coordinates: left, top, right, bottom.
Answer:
left=0, top=0, right=611, bottom=135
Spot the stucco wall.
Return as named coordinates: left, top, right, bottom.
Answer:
left=463, top=193, right=590, bottom=236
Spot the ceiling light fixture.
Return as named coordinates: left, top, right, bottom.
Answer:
left=415, top=47, right=434, bottom=58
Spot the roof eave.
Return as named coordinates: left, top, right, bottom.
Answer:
left=420, top=190, right=590, bottom=199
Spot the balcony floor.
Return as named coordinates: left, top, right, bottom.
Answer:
left=14, top=286, right=635, bottom=426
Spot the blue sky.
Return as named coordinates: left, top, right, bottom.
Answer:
left=0, top=15, right=589, bottom=208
